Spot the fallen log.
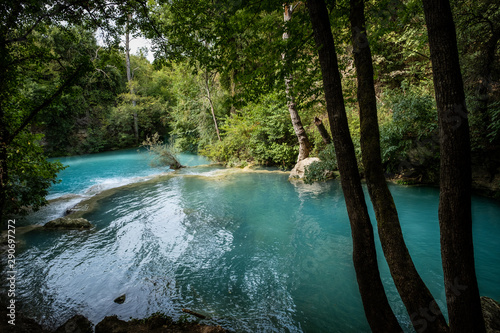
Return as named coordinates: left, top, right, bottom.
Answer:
left=182, top=308, right=207, bottom=320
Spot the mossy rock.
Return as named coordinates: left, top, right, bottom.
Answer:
left=44, top=217, right=93, bottom=230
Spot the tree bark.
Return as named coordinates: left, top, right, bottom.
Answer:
left=204, top=71, right=221, bottom=141
left=125, top=15, right=139, bottom=144
left=283, top=3, right=311, bottom=162
left=306, top=1, right=401, bottom=331
left=349, top=1, right=448, bottom=331
left=422, top=1, right=486, bottom=332
left=314, top=117, right=331, bottom=144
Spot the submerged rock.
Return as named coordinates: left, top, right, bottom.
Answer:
left=44, top=217, right=93, bottom=230
left=289, top=157, right=320, bottom=179
left=482, top=296, right=500, bottom=333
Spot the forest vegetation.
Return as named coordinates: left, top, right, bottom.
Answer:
left=1, top=0, right=499, bottom=332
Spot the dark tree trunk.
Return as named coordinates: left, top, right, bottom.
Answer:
left=306, top=1, right=401, bottom=331
left=422, top=1, right=486, bottom=332
left=283, top=3, right=311, bottom=162
left=314, top=117, right=331, bottom=144
left=350, top=1, right=448, bottom=331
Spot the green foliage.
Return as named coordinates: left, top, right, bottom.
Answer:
left=488, top=103, right=500, bottom=143
left=303, top=144, right=338, bottom=184
left=379, top=87, right=439, bottom=181
left=142, top=133, right=182, bottom=170
left=5, top=132, right=66, bottom=215
left=201, top=93, right=298, bottom=169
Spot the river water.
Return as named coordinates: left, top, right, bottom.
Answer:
left=7, top=149, right=500, bottom=332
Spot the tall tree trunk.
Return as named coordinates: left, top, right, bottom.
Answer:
left=350, top=1, right=448, bottom=331
left=306, top=1, right=401, bottom=331
left=422, top=1, right=486, bottom=332
left=204, top=71, right=221, bottom=141
left=283, top=3, right=311, bottom=162
left=125, top=15, right=139, bottom=144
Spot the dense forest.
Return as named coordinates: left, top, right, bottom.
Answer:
left=2, top=0, right=499, bottom=217
left=1, top=0, right=500, bottom=332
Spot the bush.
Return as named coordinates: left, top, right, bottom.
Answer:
left=303, top=143, right=338, bottom=184
left=379, top=87, right=439, bottom=182
left=201, top=93, right=300, bottom=169
left=6, top=132, right=66, bottom=215
left=142, top=133, right=183, bottom=169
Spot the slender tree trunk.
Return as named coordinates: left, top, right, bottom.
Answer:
left=125, top=15, right=139, bottom=144
left=204, top=71, right=221, bottom=141
left=422, top=1, right=486, bottom=332
left=283, top=3, right=311, bottom=162
left=314, top=117, right=331, bottom=144
left=350, top=1, right=448, bottom=331
left=306, top=1, right=401, bottom=331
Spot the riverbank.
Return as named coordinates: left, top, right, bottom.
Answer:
left=0, top=296, right=228, bottom=333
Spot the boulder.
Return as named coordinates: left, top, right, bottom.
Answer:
left=44, top=217, right=92, bottom=230
left=95, top=316, right=128, bottom=333
left=114, top=294, right=126, bottom=304
left=482, top=296, right=500, bottom=333
left=289, top=157, right=320, bottom=179
left=54, top=315, right=93, bottom=333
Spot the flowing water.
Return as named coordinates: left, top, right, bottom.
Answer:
left=5, top=149, right=500, bottom=332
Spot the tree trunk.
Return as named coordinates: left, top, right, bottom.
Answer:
left=283, top=3, right=311, bottom=162
left=349, top=1, right=448, bottom=331
left=422, top=1, right=486, bottom=332
left=306, top=1, right=401, bottom=331
left=314, top=117, right=331, bottom=144
left=204, top=71, right=221, bottom=141
left=125, top=15, right=139, bottom=144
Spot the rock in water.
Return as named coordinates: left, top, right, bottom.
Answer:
left=44, top=217, right=93, bottom=230
left=482, top=296, right=500, bottom=333
left=289, top=157, right=320, bottom=179
left=114, top=294, right=126, bottom=304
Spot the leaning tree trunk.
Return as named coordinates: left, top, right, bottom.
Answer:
left=125, top=15, right=139, bottom=144
left=349, top=1, right=448, bottom=331
left=314, top=117, right=331, bottom=144
left=306, top=1, right=401, bottom=331
left=283, top=3, right=311, bottom=162
left=422, top=1, right=486, bottom=332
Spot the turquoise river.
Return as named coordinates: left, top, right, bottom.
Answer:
left=6, top=149, right=500, bottom=332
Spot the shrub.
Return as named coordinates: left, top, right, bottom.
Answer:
left=142, top=133, right=183, bottom=169
left=303, top=143, right=338, bottom=184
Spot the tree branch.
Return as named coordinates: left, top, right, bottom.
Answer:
left=7, top=64, right=86, bottom=144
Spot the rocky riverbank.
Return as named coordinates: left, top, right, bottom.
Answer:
left=0, top=299, right=228, bottom=333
